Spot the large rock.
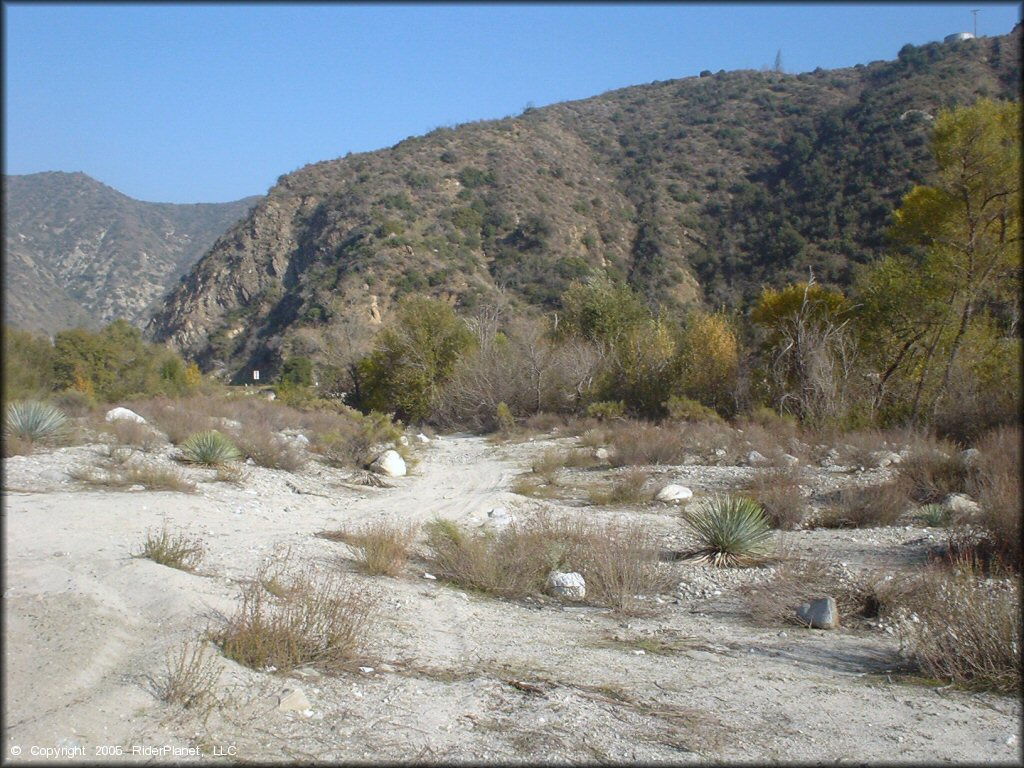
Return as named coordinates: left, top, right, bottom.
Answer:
left=485, top=507, right=514, bottom=530
left=370, top=449, right=407, bottom=477
left=655, top=484, right=693, bottom=503
left=278, top=687, right=311, bottom=712
left=546, top=571, right=586, bottom=601
left=105, top=407, right=146, bottom=424
left=943, top=493, right=979, bottom=516
left=796, top=597, right=839, bottom=629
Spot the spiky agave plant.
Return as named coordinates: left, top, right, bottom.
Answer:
left=683, top=494, right=773, bottom=567
left=4, top=400, right=68, bottom=443
left=180, top=430, right=241, bottom=466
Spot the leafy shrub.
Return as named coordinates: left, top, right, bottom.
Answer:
left=135, top=527, right=206, bottom=571
left=155, top=637, right=222, bottom=718
left=586, top=401, right=627, bottom=421
left=495, top=402, right=516, bottom=435
left=213, top=560, right=376, bottom=673
left=665, top=395, right=722, bottom=423
left=4, top=400, right=68, bottom=443
left=180, top=430, right=241, bottom=466
left=683, top=495, right=773, bottom=567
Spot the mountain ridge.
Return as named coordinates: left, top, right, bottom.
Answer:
left=3, top=170, right=261, bottom=334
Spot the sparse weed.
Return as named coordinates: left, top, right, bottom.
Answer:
left=969, top=425, right=1021, bottom=570
left=135, top=526, right=206, bottom=571
left=106, top=418, right=165, bottom=451
left=154, top=636, right=223, bottom=719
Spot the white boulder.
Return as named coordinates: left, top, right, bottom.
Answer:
left=547, top=571, right=586, bottom=601
left=105, top=407, right=146, bottom=424
left=655, top=484, right=693, bottom=503
left=370, top=449, right=407, bottom=477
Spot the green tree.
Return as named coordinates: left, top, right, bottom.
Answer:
left=2, top=325, right=56, bottom=401
left=856, top=98, right=1021, bottom=425
left=556, top=275, right=650, bottom=348
left=357, top=295, right=476, bottom=423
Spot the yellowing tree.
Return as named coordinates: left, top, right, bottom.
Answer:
left=675, top=309, right=739, bottom=416
left=857, top=98, right=1021, bottom=429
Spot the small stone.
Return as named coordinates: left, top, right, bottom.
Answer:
left=415, top=433, right=431, bottom=444
left=943, top=493, right=979, bottom=516
left=278, top=687, right=311, bottom=712
left=748, top=450, right=768, bottom=465
left=423, top=572, right=437, bottom=580
left=546, top=571, right=586, bottom=601
left=358, top=667, right=374, bottom=675
left=1005, top=734, right=1018, bottom=747
left=782, top=453, right=800, bottom=466
left=633, top=649, right=646, bottom=655
left=655, top=484, right=693, bottom=503
left=595, top=447, right=611, bottom=461
left=796, top=597, right=840, bottom=629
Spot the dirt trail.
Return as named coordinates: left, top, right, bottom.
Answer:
left=3, top=434, right=1021, bottom=763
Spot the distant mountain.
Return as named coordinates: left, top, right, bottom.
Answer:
left=2, top=172, right=260, bottom=334
left=147, top=29, right=1020, bottom=382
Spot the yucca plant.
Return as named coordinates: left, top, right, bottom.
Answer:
left=683, top=495, right=773, bottom=567
left=915, top=503, right=952, bottom=528
left=4, top=400, right=68, bottom=443
left=179, top=430, right=241, bottom=466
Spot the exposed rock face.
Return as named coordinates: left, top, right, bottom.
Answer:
left=3, top=172, right=259, bottom=333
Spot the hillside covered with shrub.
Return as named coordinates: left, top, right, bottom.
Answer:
left=148, top=30, right=1019, bottom=384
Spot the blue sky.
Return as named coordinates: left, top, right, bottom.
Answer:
left=3, top=2, right=1020, bottom=203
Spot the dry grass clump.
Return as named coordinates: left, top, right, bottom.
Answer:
left=891, top=561, right=1020, bottom=694
left=606, top=420, right=688, bottom=467
left=898, top=437, right=970, bottom=503
left=823, top=427, right=911, bottom=468
left=816, top=478, right=911, bottom=528
left=307, top=409, right=402, bottom=468
left=743, top=558, right=904, bottom=627
left=70, top=459, right=197, bottom=493
left=154, top=636, right=222, bottom=719
left=746, top=467, right=807, bottom=530
left=212, top=559, right=376, bottom=673
left=968, top=425, right=1021, bottom=570
left=587, top=468, right=651, bottom=506
left=232, top=426, right=307, bottom=471
left=133, top=396, right=221, bottom=445
left=320, top=520, right=419, bottom=576
left=424, top=514, right=667, bottom=612
left=105, top=418, right=166, bottom=451
left=135, top=526, right=206, bottom=571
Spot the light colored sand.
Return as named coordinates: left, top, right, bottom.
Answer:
left=3, top=434, right=1020, bottom=763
